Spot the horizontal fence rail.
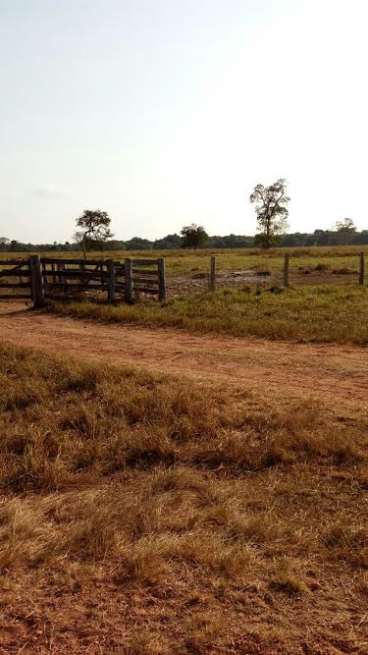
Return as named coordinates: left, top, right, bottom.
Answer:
left=0, top=259, right=33, bottom=301
left=0, top=256, right=166, bottom=307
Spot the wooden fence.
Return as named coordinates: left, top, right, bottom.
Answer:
left=281, top=252, right=365, bottom=288
left=206, top=252, right=366, bottom=291
left=0, top=256, right=166, bottom=308
left=1, top=252, right=365, bottom=307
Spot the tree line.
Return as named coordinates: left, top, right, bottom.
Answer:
left=1, top=179, right=367, bottom=252
left=2, top=227, right=368, bottom=253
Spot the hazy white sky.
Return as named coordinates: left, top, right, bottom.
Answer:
left=0, top=0, right=367, bottom=242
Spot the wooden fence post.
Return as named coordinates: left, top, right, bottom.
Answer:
left=30, top=255, right=45, bottom=308
left=209, top=256, right=216, bottom=291
left=359, top=252, right=365, bottom=286
left=124, top=258, right=134, bottom=303
left=158, top=258, right=166, bottom=302
left=283, top=253, right=290, bottom=288
left=107, top=260, right=116, bottom=303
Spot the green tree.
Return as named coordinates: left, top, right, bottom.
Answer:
left=153, top=233, right=182, bottom=250
left=75, top=209, right=113, bottom=256
left=250, top=179, right=289, bottom=248
left=180, top=224, right=208, bottom=249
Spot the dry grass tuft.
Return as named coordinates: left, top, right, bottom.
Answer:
left=270, top=559, right=309, bottom=596
left=321, top=520, right=368, bottom=569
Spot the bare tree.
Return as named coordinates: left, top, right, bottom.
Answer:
left=335, top=218, right=356, bottom=233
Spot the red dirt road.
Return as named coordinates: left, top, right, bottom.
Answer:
left=0, top=302, right=367, bottom=410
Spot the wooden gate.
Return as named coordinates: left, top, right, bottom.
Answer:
left=0, top=259, right=32, bottom=301
left=0, top=256, right=166, bottom=307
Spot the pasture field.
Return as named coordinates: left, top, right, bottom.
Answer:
left=1, top=342, right=368, bottom=654
left=147, top=244, right=368, bottom=278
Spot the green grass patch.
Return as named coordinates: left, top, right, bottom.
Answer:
left=50, top=285, right=368, bottom=344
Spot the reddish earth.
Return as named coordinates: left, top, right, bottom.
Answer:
left=1, top=302, right=368, bottom=654
left=0, top=302, right=367, bottom=412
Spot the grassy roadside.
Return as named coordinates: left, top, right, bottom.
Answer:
left=1, top=342, right=368, bottom=653
left=51, top=285, right=368, bottom=344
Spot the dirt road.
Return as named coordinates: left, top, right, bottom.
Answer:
left=1, top=302, right=367, bottom=410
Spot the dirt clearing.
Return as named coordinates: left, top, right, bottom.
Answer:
left=0, top=302, right=367, bottom=411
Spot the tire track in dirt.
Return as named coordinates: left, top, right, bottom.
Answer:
left=0, top=302, right=367, bottom=411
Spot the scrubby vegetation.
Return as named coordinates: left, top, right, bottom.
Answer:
left=52, top=285, right=368, bottom=344
left=1, top=343, right=368, bottom=653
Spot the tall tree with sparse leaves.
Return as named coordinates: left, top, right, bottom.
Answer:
left=335, top=217, right=356, bottom=233
left=250, top=179, right=290, bottom=248
left=75, top=209, right=113, bottom=256
left=335, top=218, right=357, bottom=245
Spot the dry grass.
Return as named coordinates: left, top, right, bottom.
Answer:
left=1, top=342, right=368, bottom=653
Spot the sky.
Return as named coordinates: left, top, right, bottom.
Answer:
left=0, top=0, right=367, bottom=243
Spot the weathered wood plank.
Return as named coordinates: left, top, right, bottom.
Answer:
left=131, top=269, right=158, bottom=277
left=133, top=277, right=159, bottom=286
left=107, top=260, right=116, bottom=303
left=0, top=259, right=29, bottom=266
left=158, top=258, right=166, bottom=302
left=124, top=259, right=134, bottom=303
left=209, top=255, right=216, bottom=291
left=30, top=255, right=45, bottom=308
left=41, top=258, right=107, bottom=266
left=42, top=270, right=109, bottom=279
left=131, top=258, right=160, bottom=266
left=0, top=270, right=32, bottom=277
left=0, top=294, right=31, bottom=299
left=0, top=282, right=32, bottom=288
left=283, top=253, right=290, bottom=288
left=44, top=283, right=105, bottom=290
left=359, top=252, right=365, bottom=286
